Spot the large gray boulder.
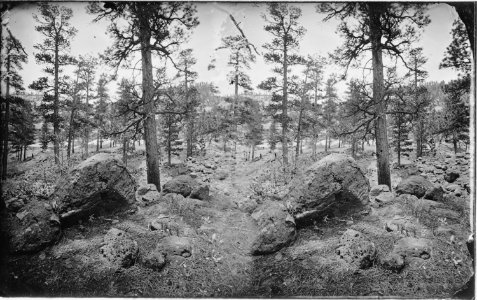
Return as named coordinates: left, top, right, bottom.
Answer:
left=251, top=200, right=296, bottom=255
left=51, top=153, right=136, bottom=225
left=9, top=200, right=61, bottom=253
left=287, top=154, right=369, bottom=225
left=395, top=175, right=433, bottom=198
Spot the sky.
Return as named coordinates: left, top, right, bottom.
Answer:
left=3, top=2, right=463, bottom=100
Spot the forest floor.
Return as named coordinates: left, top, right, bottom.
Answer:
left=1, top=140, right=474, bottom=297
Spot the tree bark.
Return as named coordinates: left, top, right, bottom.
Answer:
left=53, top=39, right=60, bottom=165
left=122, top=137, right=128, bottom=166
left=139, top=15, right=161, bottom=190
left=369, top=3, right=392, bottom=188
left=282, top=38, right=289, bottom=166
left=1, top=56, right=11, bottom=181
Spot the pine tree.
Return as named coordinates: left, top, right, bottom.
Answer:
left=261, top=3, right=306, bottom=167
left=1, top=28, right=28, bottom=181
left=30, top=3, right=77, bottom=164
left=319, top=3, right=430, bottom=188
left=89, top=2, right=199, bottom=190
left=161, top=93, right=184, bottom=165
left=176, top=49, right=198, bottom=158
left=322, top=77, right=338, bottom=152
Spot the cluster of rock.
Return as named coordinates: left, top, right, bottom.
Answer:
left=250, top=153, right=371, bottom=255
left=7, top=153, right=210, bottom=260
left=184, top=156, right=232, bottom=181
left=414, top=152, right=470, bottom=198
left=8, top=154, right=136, bottom=254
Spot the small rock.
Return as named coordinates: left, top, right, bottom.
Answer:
left=142, top=250, right=166, bottom=271
left=336, top=229, right=376, bottom=269
left=375, top=192, right=394, bottom=204
left=370, top=185, right=390, bottom=197
left=190, top=185, right=210, bottom=201
left=380, top=252, right=405, bottom=272
left=6, top=198, right=25, bottom=212
left=157, top=236, right=192, bottom=257
left=136, top=184, right=158, bottom=197
left=444, top=171, right=460, bottom=183
left=393, top=237, right=431, bottom=260
left=423, top=186, right=444, bottom=202
left=100, top=228, right=139, bottom=268
left=142, top=190, right=161, bottom=203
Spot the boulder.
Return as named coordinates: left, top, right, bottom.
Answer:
left=385, top=215, right=420, bottom=237
left=444, top=170, right=460, bottom=183
left=370, top=185, right=390, bottom=197
left=380, top=252, right=405, bottom=272
left=375, top=192, right=394, bottom=204
left=156, top=236, right=192, bottom=257
left=141, top=250, right=166, bottom=271
left=445, top=184, right=460, bottom=192
left=395, top=175, right=433, bottom=198
left=9, top=200, right=61, bottom=254
left=51, top=153, right=136, bottom=225
left=162, top=175, right=210, bottom=200
left=6, top=198, right=25, bottom=212
left=216, top=171, right=228, bottom=180
left=392, top=237, right=431, bottom=260
left=136, top=184, right=158, bottom=197
left=423, top=185, right=444, bottom=202
left=149, top=214, right=195, bottom=237
left=287, top=154, right=369, bottom=225
left=336, top=229, right=376, bottom=269
left=162, top=175, right=194, bottom=197
left=190, top=185, right=210, bottom=201
left=100, top=228, right=139, bottom=268
left=251, top=200, right=296, bottom=255
left=136, top=184, right=161, bottom=204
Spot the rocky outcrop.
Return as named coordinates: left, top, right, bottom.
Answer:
left=51, top=153, right=136, bottom=225
left=251, top=200, right=296, bottom=255
left=287, top=154, right=369, bottom=225
left=9, top=200, right=61, bottom=254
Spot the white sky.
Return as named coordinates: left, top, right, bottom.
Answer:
left=4, top=2, right=462, bottom=100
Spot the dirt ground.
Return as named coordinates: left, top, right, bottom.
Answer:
left=1, top=140, right=473, bottom=297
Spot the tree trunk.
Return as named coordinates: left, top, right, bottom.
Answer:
left=85, top=75, right=90, bottom=157
left=1, top=56, right=11, bottom=181
left=23, top=145, right=27, bottom=161
left=351, top=135, right=357, bottom=159
left=122, top=137, right=128, bottom=166
left=397, top=122, right=401, bottom=166
left=53, top=40, right=60, bottom=165
left=325, top=132, right=328, bottom=152
left=453, top=132, right=458, bottom=154
left=96, top=132, right=100, bottom=152
left=295, top=103, right=304, bottom=165
left=282, top=38, right=289, bottom=166
left=139, top=15, right=161, bottom=190
left=167, top=126, right=172, bottom=166
left=369, top=3, right=392, bottom=188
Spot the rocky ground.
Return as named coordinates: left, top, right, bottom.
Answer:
left=0, top=142, right=473, bottom=297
